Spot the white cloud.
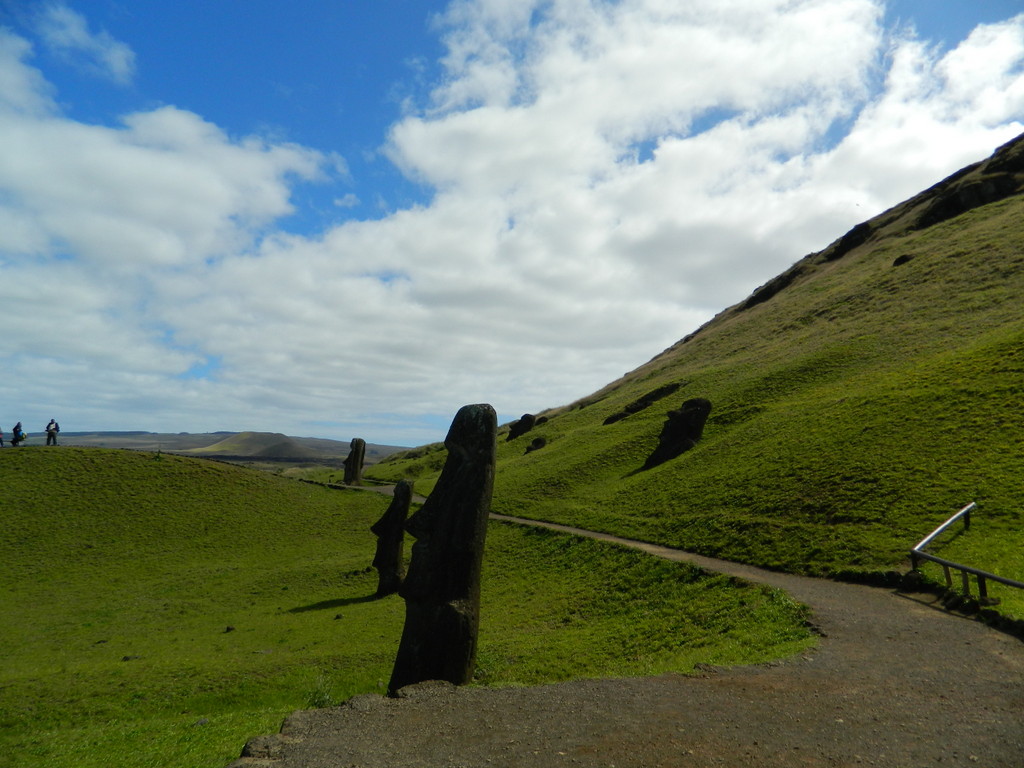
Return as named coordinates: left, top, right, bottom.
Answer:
left=0, top=69, right=325, bottom=270
left=0, top=32, right=329, bottom=428
left=0, top=29, right=57, bottom=116
left=35, top=3, right=136, bottom=84
left=1, top=2, right=1024, bottom=445
left=809, top=15, right=1024, bottom=211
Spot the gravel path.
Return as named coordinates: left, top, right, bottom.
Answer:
left=230, top=514, right=1024, bottom=768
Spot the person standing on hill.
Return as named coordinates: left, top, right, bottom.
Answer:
left=45, top=419, right=60, bottom=446
left=12, top=422, right=25, bottom=446
left=0, top=426, right=4, bottom=447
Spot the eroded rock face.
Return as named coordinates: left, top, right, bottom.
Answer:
left=642, top=398, right=712, bottom=470
left=371, top=480, right=413, bottom=597
left=388, top=404, right=497, bottom=695
left=343, top=438, right=366, bottom=485
left=912, top=131, right=1024, bottom=232
left=735, top=132, right=1024, bottom=312
left=506, top=413, right=536, bottom=441
left=603, top=382, right=683, bottom=425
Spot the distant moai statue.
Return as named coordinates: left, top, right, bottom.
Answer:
left=388, top=403, right=497, bottom=695
left=642, top=398, right=712, bottom=470
left=343, top=438, right=366, bottom=485
left=370, top=480, right=413, bottom=597
left=505, top=413, right=536, bottom=441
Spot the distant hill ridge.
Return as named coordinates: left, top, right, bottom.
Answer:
left=182, top=431, right=316, bottom=459
left=55, top=431, right=407, bottom=460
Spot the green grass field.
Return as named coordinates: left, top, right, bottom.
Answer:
left=370, top=194, right=1024, bottom=618
left=0, top=448, right=813, bottom=768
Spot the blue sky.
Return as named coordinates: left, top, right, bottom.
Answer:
left=1, top=1, right=1023, bottom=446
left=7, top=1, right=448, bottom=224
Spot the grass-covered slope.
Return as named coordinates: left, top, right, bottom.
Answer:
left=0, top=448, right=813, bottom=768
left=179, top=430, right=316, bottom=458
left=371, top=140, right=1024, bottom=614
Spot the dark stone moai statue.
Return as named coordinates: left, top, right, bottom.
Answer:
left=505, top=413, right=536, bottom=441
left=370, top=480, right=413, bottom=597
left=343, top=438, right=366, bottom=485
left=387, top=404, right=497, bottom=695
left=642, top=398, right=712, bottom=470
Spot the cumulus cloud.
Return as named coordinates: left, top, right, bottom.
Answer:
left=0, top=30, right=56, bottom=115
left=1, top=1, right=1024, bottom=445
left=804, top=14, right=1024, bottom=218
left=35, top=2, right=136, bottom=84
left=0, top=27, right=325, bottom=272
left=0, top=29, right=328, bottom=428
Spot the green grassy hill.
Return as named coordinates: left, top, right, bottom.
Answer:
left=180, top=430, right=317, bottom=458
left=370, top=135, right=1024, bottom=616
left=0, top=448, right=812, bottom=768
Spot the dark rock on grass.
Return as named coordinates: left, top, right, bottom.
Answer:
left=603, top=382, right=682, bottom=425
left=642, top=398, right=712, bottom=470
left=525, top=437, right=547, bottom=454
left=506, top=413, right=536, bottom=441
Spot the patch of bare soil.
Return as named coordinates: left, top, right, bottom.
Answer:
left=230, top=516, right=1023, bottom=768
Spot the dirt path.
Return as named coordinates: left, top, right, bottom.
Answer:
left=231, top=514, right=1024, bottom=768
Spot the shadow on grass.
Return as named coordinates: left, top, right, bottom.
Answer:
left=288, top=594, right=380, bottom=613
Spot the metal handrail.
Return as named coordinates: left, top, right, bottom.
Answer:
left=912, top=501, right=975, bottom=552
left=910, top=502, right=1024, bottom=603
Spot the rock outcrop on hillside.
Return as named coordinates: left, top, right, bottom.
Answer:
left=741, top=131, right=1024, bottom=311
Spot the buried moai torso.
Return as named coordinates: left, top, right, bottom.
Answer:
left=387, top=403, right=496, bottom=695
left=370, top=479, right=413, bottom=598
left=506, top=413, right=536, bottom=441
left=642, top=397, right=712, bottom=470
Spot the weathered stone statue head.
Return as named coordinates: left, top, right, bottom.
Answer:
left=343, top=437, right=366, bottom=485
left=388, top=403, right=496, bottom=695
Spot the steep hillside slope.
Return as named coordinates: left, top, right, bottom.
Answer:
left=372, top=135, right=1024, bottom=604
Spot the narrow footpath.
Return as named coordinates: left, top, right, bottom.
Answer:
left=231, top=513, right=1024, bottom=768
